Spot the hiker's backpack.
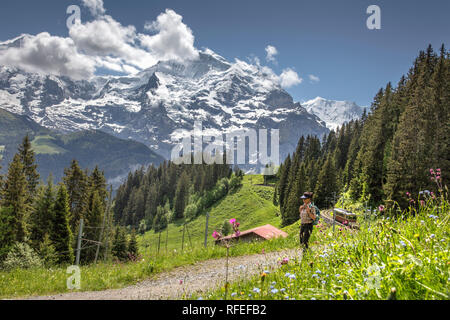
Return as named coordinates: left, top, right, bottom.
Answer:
left=309, top=203, right=321, bottom=225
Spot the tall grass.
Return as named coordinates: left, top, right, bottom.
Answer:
left=0, top=232, right=299, bottom=299
left=193, top=200, right=449, bottom=300
left=0, top=175, right=293, bottom=299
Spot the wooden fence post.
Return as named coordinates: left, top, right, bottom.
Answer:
left=181, top=222, right=186, bottom=252
left=204, top=212, right=209, bottom=248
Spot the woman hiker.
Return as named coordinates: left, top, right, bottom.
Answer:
left=299, top=192, right=316, bottom=251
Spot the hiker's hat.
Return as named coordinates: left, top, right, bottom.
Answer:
left=300, top=192, right=313, bottom=199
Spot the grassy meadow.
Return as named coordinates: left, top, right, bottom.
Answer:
left=0, top=175, right=294, bottom=299
left=193, top=198, right=449, bottom=300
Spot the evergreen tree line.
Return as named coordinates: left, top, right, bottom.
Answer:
left=276, top=45, right=449, bottom=226
left=113, top=153, right=244, bottom=234
left=0, top=135, right=129, bottom=267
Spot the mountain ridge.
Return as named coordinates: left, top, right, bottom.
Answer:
left=302, top=96, right=367, bottom=131
left=0, top=108, right=164, bottom=186
left=0, top=49, right=370, bottom=169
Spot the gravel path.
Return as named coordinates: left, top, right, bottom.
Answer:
left=27, top=248, right=302, bottom=300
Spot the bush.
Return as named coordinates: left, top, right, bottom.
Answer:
left=2, top=242, right=43, bottom=270
left=153, top=206, right=168, bottom=232
left=220, top=220, right=232, bottom=236
left=184, top=203, right=199, bottom=221
left=39, top=234, right=58, bottom=267
left=138, top=219, right=148, bottom=234
left=229, top=175, right=243, bottom=191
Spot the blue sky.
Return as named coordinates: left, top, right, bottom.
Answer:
left=0, top=0, right=449, bottom=106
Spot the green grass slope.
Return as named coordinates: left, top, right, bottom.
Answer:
left=31, top=135, right=68, bottom=155
left=139, top=175, right=282, bottom=253
left=196, top=200, right=450, bottom=300
left=0, top=175, right=299, bottom=299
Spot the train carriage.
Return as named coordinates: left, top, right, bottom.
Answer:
left=333, top=208, right=357, bottom=224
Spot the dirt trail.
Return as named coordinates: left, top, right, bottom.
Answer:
left=26, top=248, right=302, bottom=300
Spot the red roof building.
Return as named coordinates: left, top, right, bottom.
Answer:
left=214, top=224, right=288, bottom=245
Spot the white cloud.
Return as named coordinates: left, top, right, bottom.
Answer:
left=309, top=74, right=320, bottom=83
left=69, top=15, right=157, bottom=69
left=1, top=7, right=203, bottom=78
left=81, top=0, right=105, bottom=16
left=279, top=68, right=303, bottom=88
left=94, top=56, right=126, bottom=73
left=265, top=45, right=278, bottom=63
left=122, top=64, right=140, bottom=74
left=247, top=56, right=303, bottom=89
left=1, top=5, right=301, bottom=86
left=140, top=9, right=199, bottom=62
left=0, top=33, right=95, bottom=79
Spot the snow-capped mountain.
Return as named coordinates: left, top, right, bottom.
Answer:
left=302, top=97, right=367, bottom=131
left=0, top=49, right=329, bottom=167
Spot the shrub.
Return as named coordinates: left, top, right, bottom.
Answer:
left=39, top=234, right=58, bottom=267
left=220, top=220, right=232, bottom=236
left=184, top=203, right=199, bottom=221
left=229, top=175, right=242, bottom=191
left=2, top=242, right=43, bottom=270
left=138, top=219, right=148, bottom=234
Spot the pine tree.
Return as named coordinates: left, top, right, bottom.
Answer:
left=278, top=155, right=291, bottom=216
left=51, top=184, right=74, bottom=264
left=1, top=154, right=29, bottom=243
left=89, top=166, right=107, bottom=208
left=282, top=164, right=306, bottom=226
left=0, top=206, right=15, bottom=261
left=173, top=172, right=189, bottom=220
left=63, top=160, right=88, bottom=234
left=18, top=135, right=40, bottom=204
left=30, top=176, right=55, bottom=250
left=128, top=229, right=138, bottom=258
left=153, top=205, right=168, bottom=232
left=0, top=160, right=4, bottom=193
left=384, top=45, right=449, bottom=205
left=112, top=226, right=128, bottom=261
left=39, top=233, right=58, bottom=267
left=343, top=120, right=362, bottom=188
left=132, top=188, right=145, bottom=227
left=314, top=156, right=338, bottom=209
left=82, top=191, right=104, bottom=263
left=272, top=185, right=278, bottom=206
left=144, top=184, right=158, bottom=229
